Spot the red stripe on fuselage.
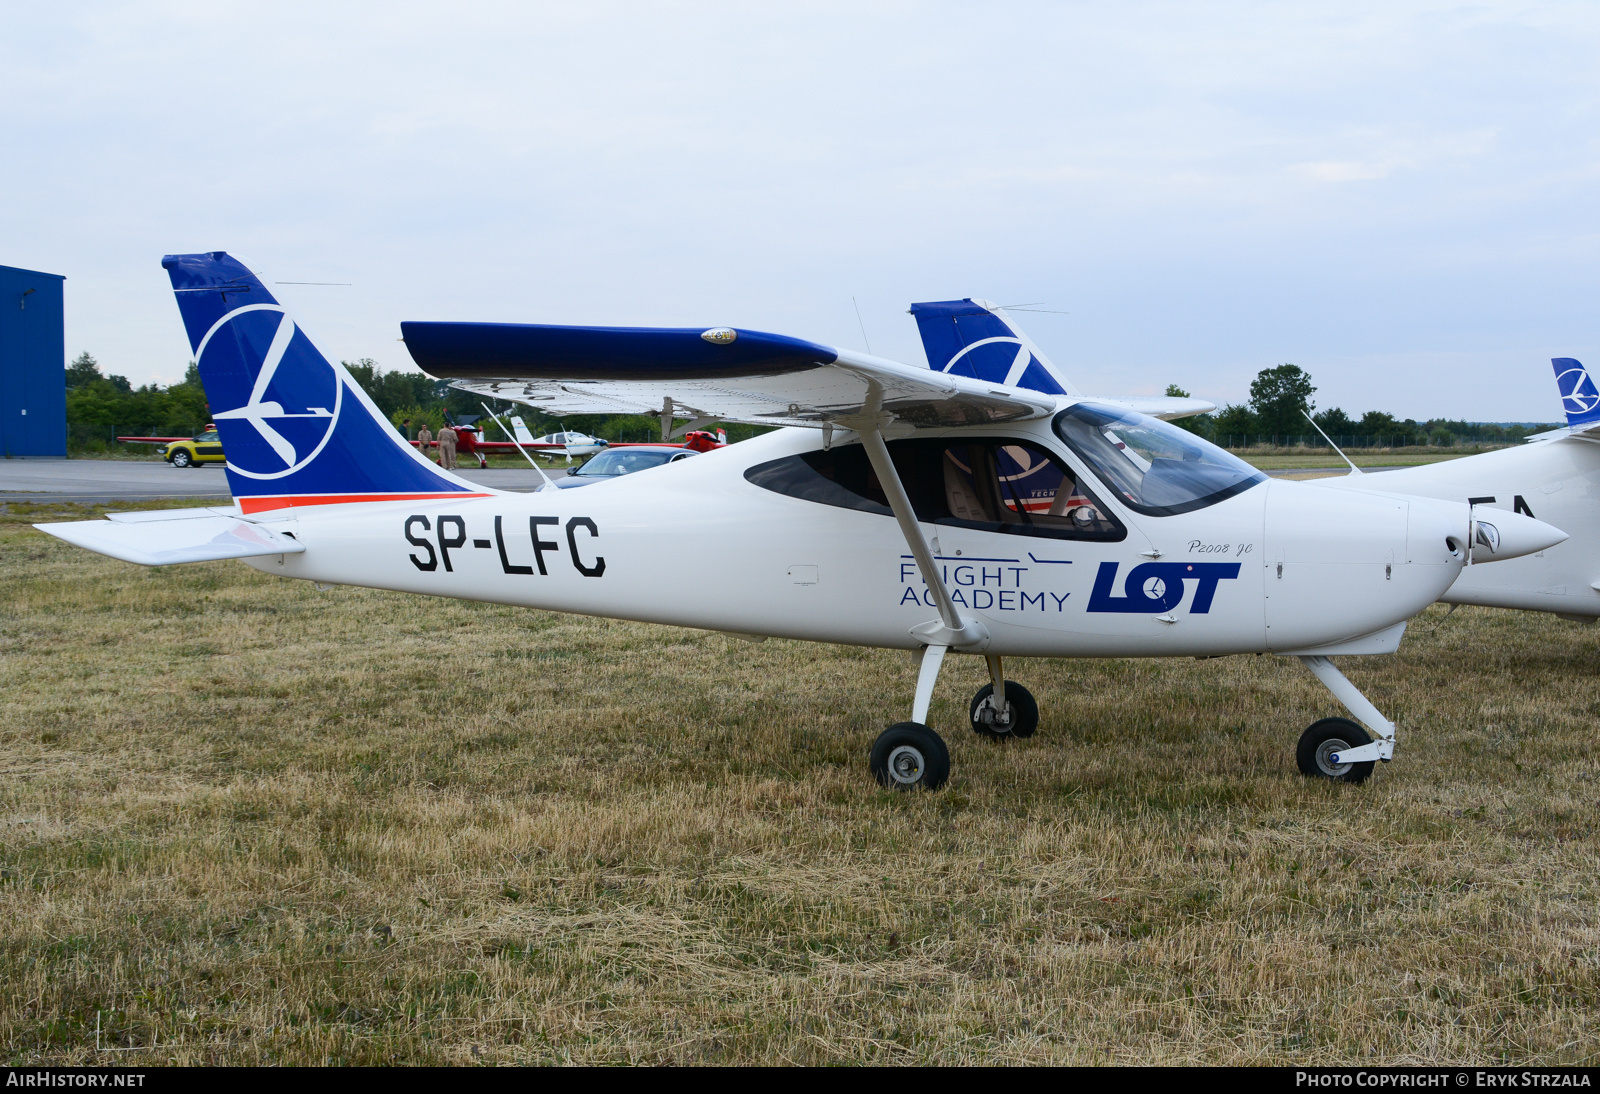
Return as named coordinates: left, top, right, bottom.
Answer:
left=238, top=492, right=495, bottom=514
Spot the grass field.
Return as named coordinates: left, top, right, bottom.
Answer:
left=1234, top=450, right=1496, bottom=471
left=2, top=500, right=1597, bottom=1065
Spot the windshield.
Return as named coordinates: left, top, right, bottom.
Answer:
left=1053, top=403, right=1266, bottom=516
left=571, top=448, right=683, bottom=477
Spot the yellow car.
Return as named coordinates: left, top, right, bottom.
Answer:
left=160, top=429, right=226, bottom=468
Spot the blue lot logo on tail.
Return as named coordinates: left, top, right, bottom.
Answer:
left=908, top=298, right=1079, bottom=396
left=200, top=305, right=343, bottom=479
left=1087, top=561, right=1241, bottom=614
left=163, top=251, right=485, bottom=511
left=1552, top=358, right=1600, bottom=428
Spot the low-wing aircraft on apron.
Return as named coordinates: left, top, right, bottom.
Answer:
left=37, top=255, right=1568, bottom=791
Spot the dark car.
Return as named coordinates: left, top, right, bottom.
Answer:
left=554, top=445, right=698, bottom=488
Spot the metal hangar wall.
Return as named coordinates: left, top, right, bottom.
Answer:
left=0, top=263, right=67, bottom=458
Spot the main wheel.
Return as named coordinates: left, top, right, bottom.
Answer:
left=969, top=681, right=1039, bottom=739
left=1296, top=717, right=1375, bottom=784
left=870, top=722, right=950, bottom=791
left=170, top=449, right=192, bottom=468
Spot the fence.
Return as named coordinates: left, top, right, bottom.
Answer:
left=68, top=422, right=202, bottom=454
left=1214, top=434, right=1524, bottom=450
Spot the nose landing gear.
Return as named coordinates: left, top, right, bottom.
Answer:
left=1294, top=655, right=1395, bottom=783
left=1296, top=717, right=1376, bottom=784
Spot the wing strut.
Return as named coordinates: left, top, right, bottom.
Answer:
left=845, top=387, right=989, bottom=688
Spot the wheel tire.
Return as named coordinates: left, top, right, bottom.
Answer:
left=870, top=722, right=950, bottom=791
left=969, top=681, right=1039, bottom=739
left=1296, top=717, right=1375, bottom=784
left=170, top=450, right=191, bottom=468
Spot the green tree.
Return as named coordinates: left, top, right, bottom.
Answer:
left=1164, top=384, right=1214, bottom=437
left=1311, top=407, right=1352, bottom=438
left=1355, top=411, right=1399, bottom=441
left=1212, top=404, right=1258, bottom=446
left=1249, top=364, right=1316, bottom=440
left=66, top=352, right=102, bottom=388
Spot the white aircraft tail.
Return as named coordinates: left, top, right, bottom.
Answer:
left=508, top=415, right=536, bottom=445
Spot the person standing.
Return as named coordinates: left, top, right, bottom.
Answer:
left=438, top=424, right=458, bottom=470
left=416, top=423, right=434, bottom=461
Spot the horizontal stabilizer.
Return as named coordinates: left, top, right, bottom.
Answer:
left=35, top=512, right=306, bottom=567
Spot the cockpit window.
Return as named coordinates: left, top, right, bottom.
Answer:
left=1053, top=403, right=1266, bottom=516
left=744, top=438, right=1125, bottom=541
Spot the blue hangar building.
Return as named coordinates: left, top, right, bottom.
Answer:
left=0, top=263, right=66, bottom=458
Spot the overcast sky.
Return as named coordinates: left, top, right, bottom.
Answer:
left=3, top=1, right=1597, bottom=420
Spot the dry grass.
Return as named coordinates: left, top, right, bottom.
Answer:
left=1237, top=451, right=1480, bottom=470
left=1, top=500, right=1597, bottom=1065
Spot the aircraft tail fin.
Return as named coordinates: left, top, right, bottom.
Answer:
left=1552, top=358, right=1600, bottom=428
left=162, top=252, right=491, bottom=513
left=507, top=414, right=536, bottom=445
left=908, top=298, right=1079, bottom=396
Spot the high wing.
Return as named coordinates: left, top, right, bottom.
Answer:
left=400, top=322, right=1058, bottom=430
left=1089, top=394, right=1216, bottom=421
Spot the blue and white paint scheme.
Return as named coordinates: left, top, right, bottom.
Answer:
left=33, top=251, right=1569, bottom=790
left=1553, top=358, right=1600, bottom=429
left=162, top=252, right=490, bottom=514
left=907, top=297, right=1212, bottom=421
left=909, top=298, right=1077, bottom=396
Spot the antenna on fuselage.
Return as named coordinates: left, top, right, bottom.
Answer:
left=1303, top=410, right=1362, bottom=476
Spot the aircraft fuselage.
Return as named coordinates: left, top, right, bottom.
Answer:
left=248, top=423, right=1470, bottom=658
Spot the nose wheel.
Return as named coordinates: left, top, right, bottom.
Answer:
left=1296, top=717, right=1376, bottom=784
left=970, top=680, right=1039, bottom=739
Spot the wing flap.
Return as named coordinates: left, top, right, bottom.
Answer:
left=35, top=515, right=306, bottom=567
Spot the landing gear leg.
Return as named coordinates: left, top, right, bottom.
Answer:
left=846, top=389, right=987, bottom=792
left=911, top=644, right=948, bottom=725
left=1294, top=655, right=1395, bottom=783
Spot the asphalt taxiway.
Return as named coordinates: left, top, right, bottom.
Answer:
left=0, top=459, right=568, bottom=505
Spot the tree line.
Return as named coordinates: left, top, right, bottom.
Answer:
left=66, top=352, right=1551, bottom=456
left=1167, top=364, right=1556, bottom=448
left=63, top=353, right=764, bottom=453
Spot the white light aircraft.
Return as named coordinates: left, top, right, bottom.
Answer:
left=36, top=256, right=1568, bottom=791
left=1321, top=360, right=1600, bottom=623
left=525, top=428, right=607, bottom=461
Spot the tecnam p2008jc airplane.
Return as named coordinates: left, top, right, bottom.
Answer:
left=39, top=254, right=1567, bottom=791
